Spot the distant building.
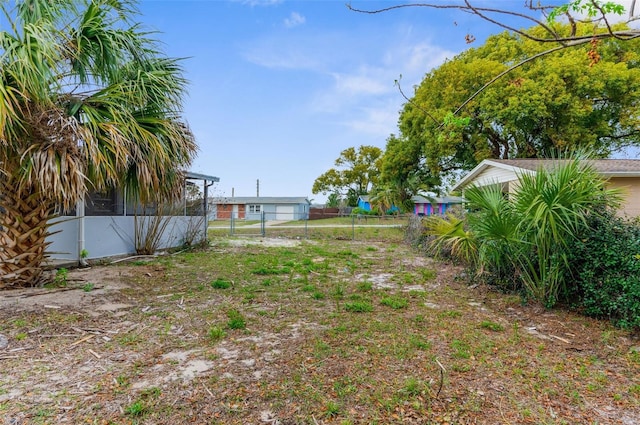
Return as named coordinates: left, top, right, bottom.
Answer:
left=210, top=197, right=310, bottom=220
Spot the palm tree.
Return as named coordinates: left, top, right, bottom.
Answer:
left=0, top=0, right=197, bottom=288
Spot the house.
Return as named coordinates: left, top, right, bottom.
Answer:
left=451, top=159, right=640, bottom=216
left=47, top=171, right=220, bottom=263
left=412, top=195, right=464, bottom=216
left=357, top=195, right=372, bottom=211
left=210, top=197, right=310, bottom=221
left=357, top=195, right=463, bottom=215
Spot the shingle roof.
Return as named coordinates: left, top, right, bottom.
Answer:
left=490, top=159, right=640, bottom=174
left=452, top=158, right=640, bottom=191
left=412, top=195, right=464, bottom=204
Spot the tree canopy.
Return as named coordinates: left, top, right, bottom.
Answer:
left=312, top=145, right=382, bottom=207
left=380, top=22, right=640, bottom=190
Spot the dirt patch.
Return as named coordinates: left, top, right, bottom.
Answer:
left=1, top=241, right=639, bottom=425
left=224, top=237, right=306, bottom=248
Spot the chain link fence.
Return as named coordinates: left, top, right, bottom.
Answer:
left=208, top=211, right=412, bottom=243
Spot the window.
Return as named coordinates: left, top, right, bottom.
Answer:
left=249, top=204, right=261, bottom=213
left=86, top=188, right=123, bottom=216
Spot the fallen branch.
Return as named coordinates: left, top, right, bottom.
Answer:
left=435, top=357, right=447, bottom=398
left=69, top=335, right=94, bottom=347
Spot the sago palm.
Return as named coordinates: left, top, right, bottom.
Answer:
left=0, top=0, right=197, bottom=287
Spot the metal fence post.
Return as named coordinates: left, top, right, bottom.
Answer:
left=352, top=214, right=355, bottom=241
left=261, top=211, right=266, bottom=237
left=230, top=215, right=234, bottom=236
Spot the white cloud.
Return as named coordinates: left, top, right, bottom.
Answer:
left=235, top=0, right=283, bottom=6
left=341, top=105, right=400, bottom=138
left=284, top=12, right=306, bottom=28
left=243, top=46, right=321, bottom=70
left=331, top=71, right=390, bottom=96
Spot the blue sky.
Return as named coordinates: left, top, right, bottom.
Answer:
left=135, top=1, right=529, bottom=202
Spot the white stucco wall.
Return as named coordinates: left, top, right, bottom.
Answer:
left=47, top=215, right=206, bottom=261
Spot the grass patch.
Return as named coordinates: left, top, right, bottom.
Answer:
left=226, top=309, right=246, bottom=330
left=211, top=278, right=232, bottom=289
left=344, top=300, right=373, bottom=313
left=208, top=326, right=226, bottom=342
left=480, top=320, right=505, bottom=332
left=380, top=296, right=409, bottom=310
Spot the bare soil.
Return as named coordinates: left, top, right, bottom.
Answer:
left=1, top=238, right=639, bottom=424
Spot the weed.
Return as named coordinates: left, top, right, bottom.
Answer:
left=312, top=291, right=326, bottom=300
left=409, top=335, right=432, bottom=350
left=332, top=283, right=345, bottom=299
left=208, top=326, right=226, bottom=342
left=451, top=339, right=471, bottom=359
left=211, top=279, right=232, bottom=289
left=344, top=301, right=373, bottom=313
left=324, top=401, right=341, bottom=417
left=440, top=310, right=462, bottom=319
left=226, top=309, right=246, bottom=330
left=140, top=387, right=161, bottom=398
left=124, top=400, right=146, bottom=416
left=380, top=296, right=409, bottom=310
left=358, top=281, right=373, bottom=292
left=15, top=333, right=27, bottom=341
left=46, top=268, right=68, bottom=288
left=82, top=282, right=95, bottom=292
left=301, top=284, right=316, bottom=292
left=251, top=266, right=291, bottom=275
left=421, top=268, right=437, bottom=280
left=401, top=377, right=428, bottom=397
left=12, top=318, right=26, bottom=327
left=116, top=375, right=130, bottom=387
left=451, top=363, right=471, bottom=372
left=480, top=320, right=504, bottom=332
left=336, top=250, right=358, bottom=259
left=511, top=322, right=521, bottom=343
left=117, top=334, right=141, bottom=346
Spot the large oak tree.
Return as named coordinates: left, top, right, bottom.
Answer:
left=381, top=22, right=640, bottom=190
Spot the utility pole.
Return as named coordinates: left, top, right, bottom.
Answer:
left=257, top=179, right=260, bottom=197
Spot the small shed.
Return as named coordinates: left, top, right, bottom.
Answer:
left=211, top=197, right=310, bottom=221
left=451, top=159, right=640, bottom=217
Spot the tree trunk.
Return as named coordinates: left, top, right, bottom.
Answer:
left=0, top=179, right=54, bottom=288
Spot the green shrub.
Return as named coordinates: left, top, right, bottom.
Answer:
left=565, top=210, right=640, bottom=329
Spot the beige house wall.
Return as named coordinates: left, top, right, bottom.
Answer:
left=463, top=171, right=640, bottom=218
left=607, top=177, right=640, bottom=217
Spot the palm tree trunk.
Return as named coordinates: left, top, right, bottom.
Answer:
left=0, top=178, right=54, bottom=288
